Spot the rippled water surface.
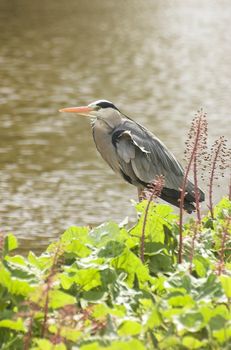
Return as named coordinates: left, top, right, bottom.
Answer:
left=0, top=0, right=230, bottom=253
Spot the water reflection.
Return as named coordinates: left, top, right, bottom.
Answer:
left=0, top=0, right=230, bottom=253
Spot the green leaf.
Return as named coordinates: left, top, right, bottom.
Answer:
left=220, top=275, right=231, bottom=298
left=3, top=233, right=18, bottom=255
left=132, top=202, right=176, bottom=243
left=143, top=242, right=166, bottom=256
left=118, top=320, right=142, bottom=336
left=111, top=248, right=150, bottom=287
left=60, top=226, right=92, bottom=257
left=74, top=268, right=101, bottom=291
left=89, top=222, right=126, bottom=247
left=27, top=251, right=53, bottom=270
left=209, top=315, right=227, bottom=331
left=182, top=336, right=205, bottom=349
left=212, top=326, right=231, bottom=344
left=5, top=255, right=26, bottom=266
left=159, top=336, right=180, bottom=349
left=149, top=253, right=173, bottom=273
left=48, top=290, right=76, bottom=309
left=214, top=197, right=231, bottom=219
left=61, top=226, right=90, bottom=244
left=177, top=311, right=204, bottom=332
left=193, top=255, right=210, bottom=277
left=167, top=294, right=194, bottom=307
left=0, top=262, right=34, bottom=296
left=146, top=307, right=162, bottom=329
left=60, top=274, right=74, bottom=290
left=0, top=318, right=25, bottom=332
left=98, top=241, right=125, bottom=258
left=92, top=303, right=125, bottom=318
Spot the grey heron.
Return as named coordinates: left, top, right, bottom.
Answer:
left=59, top=100, right=205, bottom=213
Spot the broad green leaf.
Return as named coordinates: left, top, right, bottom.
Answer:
left=132, top=202, right=176, bottom=243
left=5, top=255, right=26, bottom=266
left=60, top=274, right=74, bottom=290
left=196, top=273, right=222, bottom=300
left=118, top=320, right=142, bottom=336
left=63, top=239, right=91, bottom=258
left=31, top=286, right=76, bottom=309
left=49, top=289, right=76, bottom=309
left=195, top=305, right=229, bottom=326
left=143, top=242, right=166, bottom=256
left=92, top=303, right=125, bottom=318
left=98, top=241, right=125, bottom=258
left=3, top=233, right=18, bottom=255
left=92, top=303, right=110, bottom=318
left=182, top=336, right=205, bottom=349
left=82, top=290, right=106, bottom=301
left=0, top=318, right=25, bottom=331
left=159, top=336, right=180, bottom=349
left=220, top=275, right=231, bottom=298
left=74, top=268, right=101, bottom=291
left=146, top=307, right=162, bottom=329
left=27, top=251, right=53, bottom=270
left=209, top=315, right=227, bottom=330
left=212, top=326, right=231, bottom=344
left=89, top=222, right=126, bottom=247
left=149, top=253, right=173, bottom=273
left=193, top=255, right=210, bottom=277
left=177, top=311, right=204, bottom=332
left=111, top=248, right=150, bottom=287
left=167, top=294, right=194, bottom=307
left=213, top=197, right=231, bottom=219
left=61, top=226, right=90, bottom=244
left=0, top=262, right=34, bottom=296
left=107, top=339, right=146, bottom=350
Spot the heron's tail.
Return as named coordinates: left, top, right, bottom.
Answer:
left=160, top=181, right=205, bottom=214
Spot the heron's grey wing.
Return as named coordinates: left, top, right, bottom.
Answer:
left=113, top=121, right=184, bottom=190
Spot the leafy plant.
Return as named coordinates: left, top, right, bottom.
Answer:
left=0, top=198, right=230, bottom=350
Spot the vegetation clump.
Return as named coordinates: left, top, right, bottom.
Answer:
left=0, top=197, right=230, bottom=350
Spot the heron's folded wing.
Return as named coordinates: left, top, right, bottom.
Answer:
left=114, top=124, right=184, bottom=190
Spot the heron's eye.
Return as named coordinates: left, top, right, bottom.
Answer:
left=93, top=105, right=101, bottom=111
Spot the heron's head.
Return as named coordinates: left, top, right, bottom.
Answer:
left=59, top=100, right=120, bottom=123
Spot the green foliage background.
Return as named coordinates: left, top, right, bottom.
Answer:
left=0, top=198, right=230, bottom=350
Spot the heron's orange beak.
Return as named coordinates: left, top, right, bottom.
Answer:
left=59, top=106, right=94, bottom=115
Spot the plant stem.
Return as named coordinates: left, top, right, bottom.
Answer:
left=208, top=141, right=222, bottom=219
left=193, top=156, right=201, bottom=223
left=140, top=177, right=164, bottom=263
left=41, top=243, right=62, bottom=337
left=140, top=197, right=152, bottom=263
left=189, top=223, right=198, bottom=273
left=179, top=120, right=201, bottom=263
left=229, top=175, right=231, bottom=201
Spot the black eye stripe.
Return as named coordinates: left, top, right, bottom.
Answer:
left=97, top=101, right=118, bottom=110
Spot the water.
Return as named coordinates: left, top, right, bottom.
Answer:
left=0, top=0, right=230, bottom=253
